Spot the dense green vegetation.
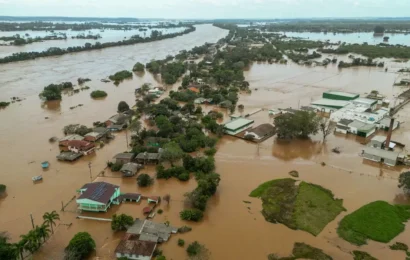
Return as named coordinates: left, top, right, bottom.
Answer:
left=178, top=239, right=185, bottom=247
left=337, top=201, right=410, bottom=245
left=352, top=251, right=378, bottom=260
left=90, top=90, right=107, bottom=98
left=389, top=242, right=408, bottom=251
left=268, top=242, right=332, bottom=260
left=111, top=214, right=134, bottom=231
left=250, top=178, right=345, bottom=236
left=0, top=184, right=6, bottom=194
left=64, top=232, right=95, bottom=260
left=63, top=124, right=92, bottom=136
left=180, top=209, right=204, bottom=221
left=132, top=62, right=145, bottom=72
left=117, top=101, right=130, bottom=112
left=108, top=70, right=133, bottom=82
left=0, top=26, right=195, bottom=64
left=0, top=102, right=10, bottom=108
left=39, top=82, right=73, bottom=101
left=274, top=110, right=320, bottom=140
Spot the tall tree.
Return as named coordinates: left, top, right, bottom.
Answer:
left=42, top=211, right=60, bottom=234
left=20, top=230, right=40, bottom=253
left=319, top=118, right=335, bottom=142
left=398, top=171, right=410, bottom=194
left=161, top=142, right=184, bottom=166
left=117, top=101, right=130, bottom=113
left=36, top=224, right=51, bottom=243
left=65, top=232, right=95, bottom=260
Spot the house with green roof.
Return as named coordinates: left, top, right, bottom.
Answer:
left=223, top=118, right=254, bottom=135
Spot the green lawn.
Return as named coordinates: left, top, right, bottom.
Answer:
left=338, top=201, right=410, bottom=245
left=352, top=251, right=378, bottom=260
left=250, top=178, right=345, bottom=236
left=294, top=182, right=345, bottom=236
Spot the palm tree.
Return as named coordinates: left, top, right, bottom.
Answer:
left=14, top=240, right=25, bottom=260
left=42, top=211, right=60, bottom=234
left=35, top=224, right=51, bottom=244
left=20, top=230, right=40, bottom=253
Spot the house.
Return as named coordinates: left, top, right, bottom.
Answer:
left=59, top=134, right=84, bottom=147
left=145, top=137, right=168, bottom=148
left=76, top=182, right=121, bottom=212
left=56, top=151, right=83, bottom=162
left=135, top=152, right=161, bottom=164
left=370, top=136, right=387, bottom=149
left=362, top=147, right=400, bottom=166
left=244, top=124, right=276, bottom=141
left=194, top=98, right=213, bottom=104
left=117, top=193, right=141, bottom=203
left=352, top=98, right=378, bottom=111
left=113, top=153, right=135, bottom=164
left=105, top=113, right=130, bottom=128
left=67, top=140, right=95, bottom=155
left=93, top=127, right=111, bottom=137
left=148, top=88, right=163, bottom=97
left=120, top=163, right=142, bottom=177
left=223, top=118, right=254, bottom=135
left=127, top=219, right=178, bottom=243
left=84, top=132, right=103, bottom=142
left=377, top=117, right=400, bottom=131
left=115, top=234, right=157, bottom=260
left=107, top=124, right=125, bottom=132
left=311, top=98, right=350, bottom=110
left=348, top=120, right=376, bottom=138
left=268, top=108, right=282, bottom=116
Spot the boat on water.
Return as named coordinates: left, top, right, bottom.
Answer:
left=32, top=175, right=43, bottom=182
left=41, top=161, right=49, bottom=169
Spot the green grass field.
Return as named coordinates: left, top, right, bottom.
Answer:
left=250, top=178, right=345, bottom=236
left=352, top=251, right=378, bottom=260
left=268, top=242, right=333, bottom=260
left=338, top=201, right=410, bottom=245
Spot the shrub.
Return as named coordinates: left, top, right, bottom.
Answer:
left=0, top=102, right=10, bottom=108
left=137, top=174, right=154, bottom=187
left=133, top=62, right=145, bottom=72
left=117, top=101, right=130, bottom=112
left=111, top=162, right=123, bottom=172
left=111, top=214, right=134, bottom=231
left=178, top=172, right=190, bottom=181
left=390, top=242, right=408, bottom=251
left=178, top=239, right=185, bottom=247
left=90, top=90, right=107, bottom=98
left=178, top=226, right=192, bottom=233
left=157, top=209, right=163, bottom=214
left=156, top=256, right=166, bottom=260
left=186, top=241, right=201, bottom=256
left=109, top=70, right=132, bottom=81
left=180, top=209, right=204, bottom=222
left=204, top=148, right=217, bottom=156
left=64, top=232, right=95, bottom=260
left=0, top=184, right=6, bottom=194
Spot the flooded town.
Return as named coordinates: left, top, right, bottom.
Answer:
left=1, top=3, right=410, bottom=260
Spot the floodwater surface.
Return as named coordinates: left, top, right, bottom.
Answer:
left=0, top=24, right=410, bottom=260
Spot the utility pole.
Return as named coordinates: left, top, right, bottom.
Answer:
left=30, top=213, right=35, bottom=229
left=88, top=162, right=92, bottom=183
left=125, top=129, right=129, bottom=149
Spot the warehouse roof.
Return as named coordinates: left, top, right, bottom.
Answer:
left=224, top=118, right=254, bottom=131
left=311, top=98, right=350, bottom=108
left=323, top=90, right=359, bottom=98
left=363, top=147, right=400, bottom=161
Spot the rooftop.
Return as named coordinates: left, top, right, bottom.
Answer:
left=78, top=182, right=119, bottom=204
left=135, top=153, right=160, bottom=160
left=247, top=123, right=275, bottom=137
left=113, top=153, right=135, bottom=159
left=59, top=134, right=84, bottom=142
left=353, top=98, right=378, bottom=106
left=224, top=118, right=254, bottom=131
left=85, top=132, right=101, bottom=138
left=67, top=140, right=95, bottom=149
left=120, top=163, right=140, bottom=173
left=323, top=90, right=359, bottom=98
left=311, top=98, right=350, bottom=108
left=338, top=119, right=354, bottom=126
left=93, top=127, right=109, bottom=134
left=127, top=219, right=177, bottom=242
left=363, top=147, right=400, bottom=161
left=349, top=120, right=376, bottom=132
left=371, top=136, right=387, bottom=143
left=115, top=234, right=156, bottom=257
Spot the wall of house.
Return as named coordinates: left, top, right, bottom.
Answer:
left=110, top=188, right=121, bottom=203
left=116, top=158, right=131, bottom=164
left=115, top=253, right=150, bottom=260
left=363, top=153, right=381, bottom=163
left=76, top=199, right=107, bottom=212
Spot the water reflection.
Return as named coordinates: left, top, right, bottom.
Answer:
left=41, top=100, right=61, bottom=111
left=272, top=138, right=323, bottom=161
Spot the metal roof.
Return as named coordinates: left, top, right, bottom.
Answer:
left=363, top=147, right=400, bottom=161
left=78, top=182, right=119, bottom=204
left=224, top=118, right=254, bottom=131
left=323, top=90, right=358, bottom=98
left=371, top=136, right=386, bottom=143
left=311, top=99, right=350, bottom=108
left=353, top=98, right=377, bottom=106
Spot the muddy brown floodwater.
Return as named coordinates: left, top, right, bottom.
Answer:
left=1, top=24, right=410, bottom=260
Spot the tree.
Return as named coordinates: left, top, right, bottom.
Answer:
left=137, top=174, right=154, bottom=187
left=42, top=210, right=60, bottom=234
left=274, top=111, right=320, bottom=140
left=0, top=184, right=6, bottom=195
left=398, top=171, right=410, bottom=194
left=180, top=209, right=204, bottom=222
left=118, top=101, right=130, bottom=112
left=0, top=232, right=18, bottom=260
left=143, top=94, right=157, bottom=104
left=35, top=224, right=51, bottom=243
left=374, top=25, right=385, bottom=34
left=64, top=232, right=95, bottom=260
left=90, top=90, right=107, bottom=98
left=136, top=100, right=147, bottom=112
left=161, top=142, right=184, bottom=166
left=63, top=124, right=92, bottom=136
left=20, top=230, right=40, bottom=253
left=111, top=214, right=134, bottom=231
left=133, top=62, right=145, bottom=72
left=186, top=241, right=210, bottom=260
left=182, top=75, right=190, bottom=88
left=129, top=119, right=142, bottom=137
left=319, top=118, right=335, bottom=142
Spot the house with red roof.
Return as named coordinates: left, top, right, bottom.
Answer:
left=76, top=182, right=121, bottom=212
left=67, top=140, right=95, bottom=155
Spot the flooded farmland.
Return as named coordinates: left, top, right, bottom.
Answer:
left=1, top=23, right=410, bottom=260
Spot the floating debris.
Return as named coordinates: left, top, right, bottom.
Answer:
left=289, top=170, right=299, bottom=178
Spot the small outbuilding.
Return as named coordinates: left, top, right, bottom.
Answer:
left=362, top=147, right=400, bottom=166
left=223, top=118, right=254, bottom=135
left=113, top=153, right=135, bottom=164
left=120, top=163, right=142, bottom=177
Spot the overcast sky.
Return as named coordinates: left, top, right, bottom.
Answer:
left=1, top=0, right=409, bottom=19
